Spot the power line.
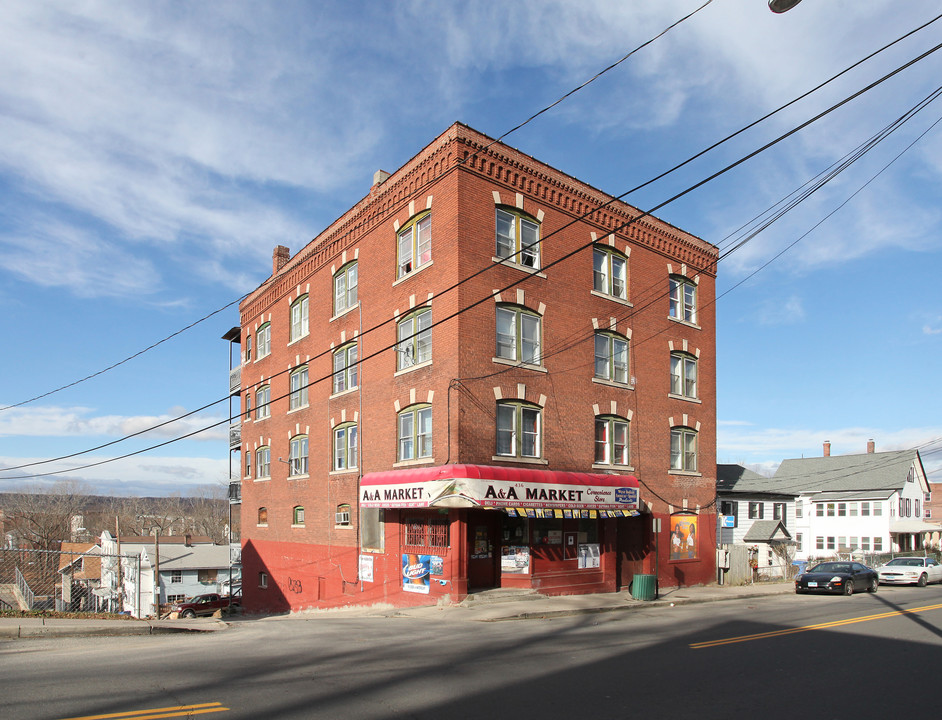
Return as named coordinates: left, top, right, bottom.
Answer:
left=4, top=36, right=940, bottom=481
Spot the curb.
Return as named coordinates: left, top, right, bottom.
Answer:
left=0, top=620, right=228, bottom=639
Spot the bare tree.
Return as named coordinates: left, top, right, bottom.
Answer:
left=184, top=484, right=228, bottom=544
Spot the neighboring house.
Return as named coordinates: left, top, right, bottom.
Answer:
left=716, top=464, right=796, bottom=580
left=98, top=532, right=236, bottom=617
left=237, top=122, right=720, bottom=613
left=57, top=542, right=102, bottom=611
left=774, top=441, right=935, bottom=561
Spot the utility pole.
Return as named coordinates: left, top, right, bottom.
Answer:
left=115, top=516, right=122, bottom=613
left=153, top=529, right=160, bottom=618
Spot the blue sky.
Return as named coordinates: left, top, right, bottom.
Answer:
left=1, top=0, right=941, bottom=496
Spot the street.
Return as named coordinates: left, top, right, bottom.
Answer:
left=3, top=585, right=941, bottom=720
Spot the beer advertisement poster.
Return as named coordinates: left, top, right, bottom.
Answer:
left=402, top=554, right=431, bottom=594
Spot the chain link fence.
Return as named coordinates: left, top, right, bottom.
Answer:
left=0, top=547, right=139, bottom=615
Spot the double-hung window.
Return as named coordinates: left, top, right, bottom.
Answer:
left=334, top=262, right=358, bottom=315
left=398, top=213, right=432, bottom=278
left=255, top=447, right=271, bottom=479
left=289, top=366, right=308, bottom=410
left=496, top=208, right=540, bottom=269
left=256, top=323, right=271, bottom=359
left=255, top=385, right=270, bottom=420
left=669, top=277, right=697, bottom=324
left=748, top=502, right=764, bottom=519
left=496, top=306, right=541, bottom=365
left=398, top=406, right=433, bottom=461
left=594, top=333, right=628, bottom=384
left=496, top=402, right=541, bottom=459
left=670, top=353, right=697, bottom=399
left=293, top=506, right=305, bottom=526
left=593, top=248, right=627, bottom=299
left=397, top=308, right=432, bottom=370
left=595, top=416, right=629, bottom=466
left=332, top=344, right=358, bottom=394
left=290, top=295, right=309, bottom=342
left=670, top=427, right=697, bottom=472
left=289, top=435, right=308, bottom=477
left=333, top=423, right=358, bottom=471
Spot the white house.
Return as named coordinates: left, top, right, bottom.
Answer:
left=716, top=464, right=796, bottom=578
left=773, top=441, right=935, bottom=561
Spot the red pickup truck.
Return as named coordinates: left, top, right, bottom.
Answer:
left=170, top=593, right=240, bottom=618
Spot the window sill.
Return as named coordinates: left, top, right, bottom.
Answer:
left=330, top=302, right=359, bottom=323
left=254, top=353, right=271, bottom=363
left=256, top=524, right=268, bottom=528
left=329, top=468, right=359, bottom=476
left=330, top=387, right=358, bottom=400
left=288, top=474, right=309, bottom=481
left=590, top=290, right=631, bottom=306
left=393, top=457, right=436, bottom=468
left=287, top=405, right=309, bottom=415
left=291, top=524, right=305, bottom=529
left=395, top=359, right=432, bottom=377
left=287, top=333, right=309, bottom=347
left=491, top=455, right=548, bottom=465
left=254, top=477, right=270, bottom=482
left=667, top=393, right=701, bottom=404
left=393, top=260, right=434, bottom=287
left=334, top=524, right=354, bottom=530
left=492, top=357, right=546, bottom=373
left=668, top=470, right=702, bottom=477
left=592, top=377, right=634, bottom=391
left=492, top=256, right=546, bottom=278
left=255, top=414, right=271, bottom=422
left=668, top=316, right=700, bottom=330
left=591, top=464, right=635, bottom=472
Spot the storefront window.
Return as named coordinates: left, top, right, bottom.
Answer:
left=500, top=516, right=530, bottom=575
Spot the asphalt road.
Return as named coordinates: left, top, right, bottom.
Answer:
left=3, top=584, right=941, bottom=720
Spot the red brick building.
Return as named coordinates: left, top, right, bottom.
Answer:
left=237, top=123, right=718, bottom=612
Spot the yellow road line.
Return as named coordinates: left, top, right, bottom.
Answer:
left=59, top=702, right=228, bottom=720
left=690, top=602, right=942, bottom=649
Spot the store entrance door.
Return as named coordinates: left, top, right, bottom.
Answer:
left=468, top=510, right=500, bottom=590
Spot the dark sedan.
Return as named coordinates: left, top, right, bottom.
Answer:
left=795, top=561, right=879, bottom=595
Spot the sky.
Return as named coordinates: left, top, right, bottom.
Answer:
left=1, top=0, right=941, bottom=496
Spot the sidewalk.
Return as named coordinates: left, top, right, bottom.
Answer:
left=0, top=581, right=794, bottom=637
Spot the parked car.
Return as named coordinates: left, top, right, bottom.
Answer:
left=795, top=561, right=878, bottom=595
left=170, top=593, right=240, bottom=618
left=877, top=557, right=942, bottom=586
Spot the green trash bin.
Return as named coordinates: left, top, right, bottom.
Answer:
left=631, top=573, right=656, bottom=601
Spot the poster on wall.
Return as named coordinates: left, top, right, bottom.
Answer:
left=578, top=544, right=600, bottom=569
left=500, top=546, right=530, bottom=574
left=670, top=514, right=699, bottom=561
left=402, top=554, right=431, bottom=594
left=359, top=554, right=374, bottom=583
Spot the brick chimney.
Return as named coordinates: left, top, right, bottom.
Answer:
left=823, top=440, right=831, bottom=457
left=867, top=439, right=875, bottom=454
left=373, top=169, right=391, bottom=187
left=273, top=245, right=290, bottom=275
left=184, top=533, right=192, bottom=547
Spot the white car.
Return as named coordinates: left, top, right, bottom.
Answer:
left=877, top=557, right=942, bottom=586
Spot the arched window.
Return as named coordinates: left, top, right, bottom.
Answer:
left=397, top=212, right=432, bottom=278
left=595, top=416, right=629, bottom=466
left=496, top=207, right=540, bottom=269
left=496, top=401, right=541, bottom=458
left=255, top=447, right=271, bottom=479
left=332, top=343, right=358, bottom=394
left=593, top=247, right=627, bottom=300
left=670, top=427, right=698, bottom=472
left=255, top=385, right=271, bottom=420
left=670, top=352, right=697, bottom=399
left=333, top=423, right=358, bottom=471
left=594, top=332, right=629, bottom=384
left=397, top=307, right=432, bottom=370
left=289, top=366, right=309, bottom=411
left=496, top=305, right=541, bottom=365
left=335, top=503, right=352, bottom=526
left=256, top=322, right=271, bottom=359
left=398, top=405, right=433, bottom=461
left=289, top=435, right=308, bottom=477
left=293, top=506, right=305, bottom=526
left=257, top=507, right=268, bottom=526
left=669, top=276, right=697, bottom=324
left=333, top=261, right=358, bottom=315
left=289, top=294, right=309, bottom=341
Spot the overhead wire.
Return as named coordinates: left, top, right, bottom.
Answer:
left=4, top=21, right=942, bottom=480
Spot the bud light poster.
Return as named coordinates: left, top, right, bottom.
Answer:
left=402, top=554, right=431, bottom=594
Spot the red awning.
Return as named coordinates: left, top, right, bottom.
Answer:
left=360, top=464, right=639, bottom=511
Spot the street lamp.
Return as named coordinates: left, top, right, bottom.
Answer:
left=769, top=0, right=802, bottom=12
